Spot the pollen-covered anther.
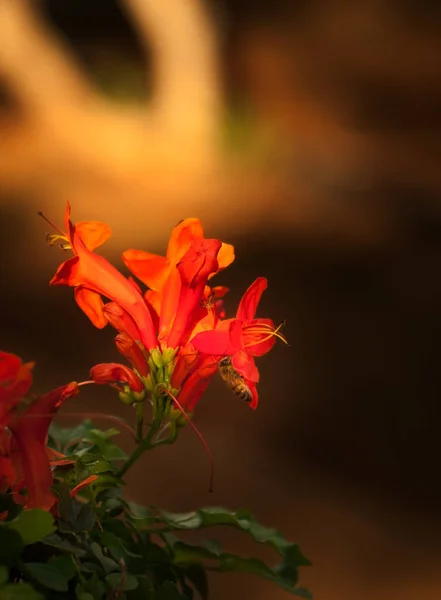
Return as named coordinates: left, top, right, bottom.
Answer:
left=243, top=321, right=288, bottom=347
left=45, top=233, right=71, bottom=251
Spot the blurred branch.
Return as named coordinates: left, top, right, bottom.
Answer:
left=0, top=0, right=94, bottom=118
left=121, top=0, right=221, bottom=146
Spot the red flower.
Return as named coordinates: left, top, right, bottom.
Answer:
left=123, top=218, right=234, bottom=347
left=0, top=351, right=79, bottom=509
left=49, top=203, right=157, bottom=350
left=90, top=362, right=144, bottom=393
left=191, top=278, right=286, bottom=408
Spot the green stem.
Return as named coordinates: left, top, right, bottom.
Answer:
left=117, top=419, right=160, bottom=479
left=136, top=403, right=144, bottom=443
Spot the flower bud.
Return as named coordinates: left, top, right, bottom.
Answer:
left=115, top=333, right=148, bottom=376
left=162, top=347, right=178, bottom=366
left=90, top=363, right=144, bottom=393
left=150, top=349, right=163, bottom=369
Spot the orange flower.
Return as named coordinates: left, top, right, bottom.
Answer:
left=123, top=218, right=234, bottom=345
left=48, top=203, right=157, bottom=350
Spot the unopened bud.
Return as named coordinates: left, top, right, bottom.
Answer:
left=143, top=373, right=155, bottom=392
left=119, top=391, right=133, bottom=405
left=162, top=347, right=178, bottom=365
left=150, top=349, right=163, bottom=369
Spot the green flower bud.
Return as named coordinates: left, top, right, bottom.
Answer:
left=162, top=347, right=178, bottom=365
left=166, top=361, right=176, bottom=379
left=150, top=348, right=163, bottom=369
left=143, top=373, right=155, bottom=392
left=119, top=391, right=134, bottom=405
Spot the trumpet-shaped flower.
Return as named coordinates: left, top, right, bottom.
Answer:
left=0, top=351, right=79, bottom=509
left=47, top=203, right=157, bottom=350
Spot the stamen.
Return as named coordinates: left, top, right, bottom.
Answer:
left=166, top=389, right=214, bottom=493
left=38, top=211, right=65, bottom=236
left=244, top=321, right=288, bottom=346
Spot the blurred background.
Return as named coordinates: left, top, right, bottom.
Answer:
left=1, top=0, right=441, bottom=598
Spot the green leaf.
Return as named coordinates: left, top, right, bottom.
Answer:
left=156, top=581, right=189, bottom=600
left=42, top=533, right=87, bottom=557
left=90, top=542, right=119, bottom=573
left=25, top=563, right=69, bottom=592
left=0, top=528, right=23, bottom=564
left=6, top=509, right=55, bottom=545
left=48, top=555, right=77, bottom=580
left=0, top=565, right=9, bottom=585
left=0, top=583, right=44, bottom=599
left=106, top=573, right=139, bottom=591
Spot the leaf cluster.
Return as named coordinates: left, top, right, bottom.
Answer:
left=0, top=421, right=311, bottom=599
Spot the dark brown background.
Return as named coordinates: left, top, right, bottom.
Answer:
left=1, top=1, right=441, bottom=598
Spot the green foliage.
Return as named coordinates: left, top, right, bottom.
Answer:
left=0, top=422, right=311, bottom=599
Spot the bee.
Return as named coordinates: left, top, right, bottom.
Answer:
left=218, top=357, right=252, bottom=403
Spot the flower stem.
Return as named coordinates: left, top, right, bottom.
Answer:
left=117, top=418, right=160, bottom=479
left=136, top=403, right=144, bottom=443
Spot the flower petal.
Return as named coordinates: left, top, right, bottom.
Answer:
left=236, top=277, right=268, bottom=322
left=232, top=350, right=259, bottom=383
left=75, top=221, right=112, bottom=251
left=122, top=250, right=169, bottom=290
left=212, top=242, right=235, bottom=274
left=167, top=238, right=221, bottom=348
left=167, top=218, right=204, bottom=262
left=103, top=302, right=143, bottom=342
left=191, top=321, right=235, bottom=355
left=75, top=288, right=107, bottom=328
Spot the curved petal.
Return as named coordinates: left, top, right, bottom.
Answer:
left=122, top=250, right=169, bottom=290
left=75, top=287, right=107, bottom=328
left=75, top=221, right=112, bottom=251
left=177, top=356, right=219, bottom=411
left=115, top=333, right=149, bottom=376
left=0, top=352, right=33, bottom=408
left=191, top=325, right=235, bottom=356
left=50, top=256, right=80, bottom=286
left=103, top=302, right=142, bottom=342
left=167, top=218, right=204, bottom=262
left=236, top=277, right=268, bottom=322
left=214, top=242, right=235, bottom=273
left=167, top=238, right=221, bottom=348
left=232, top=350, right=259, bottom=383
left=247, top=380, right=259, bottom=410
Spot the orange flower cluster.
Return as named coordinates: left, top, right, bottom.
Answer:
left=48, top=204, right=286, bottom=412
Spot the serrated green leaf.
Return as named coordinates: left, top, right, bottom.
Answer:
left=106, top=573, right=138, bottom=592
left=0, top=583, right=44, bottom=599
left=0, top=528, right=23, bottom=564
left=6, top=509, right=55, bottom=546
left=25, top=563, right=68, bottom=592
